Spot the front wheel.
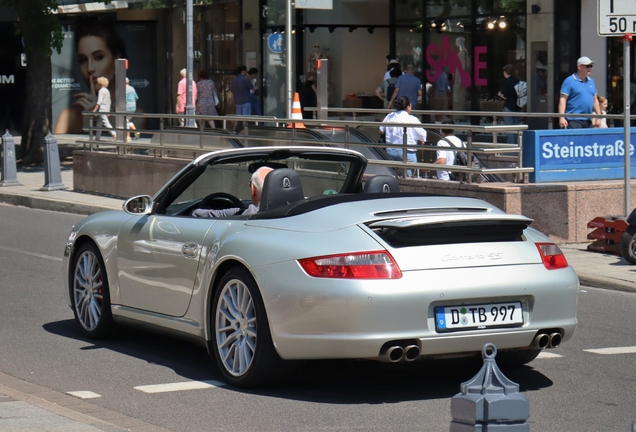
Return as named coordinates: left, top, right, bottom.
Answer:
left=70, top=242, right=115, bottom=338
left=211, top=267, right=286, bottom=387
left=621, top=226, right=636, bottom=264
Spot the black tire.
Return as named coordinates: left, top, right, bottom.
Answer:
left=495, top=348, right=541, bottom=368
left=70, top=242, right=115, bottom=338
left=621, top=226, right=636, bottom=264
left=211, top=266, right=286, bottom=388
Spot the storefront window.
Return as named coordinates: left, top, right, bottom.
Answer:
left=477, top=0, right=525, bottom=14
left=399, top=0, right=527, bottom=123
left=197, top=3, right=240, bottom=115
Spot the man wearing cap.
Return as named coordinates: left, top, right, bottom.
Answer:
left=558, top=56, right=601, bottom=129
left=384, top=58, right=402, bottom=80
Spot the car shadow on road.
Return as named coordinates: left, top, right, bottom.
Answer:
left=43, top=319, right=553, bottom=404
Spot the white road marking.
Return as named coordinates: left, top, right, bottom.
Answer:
left=536, top=351, right=563, bottom=359
left=67, top=391, right=101, bottom=399
left=134, top=380, right=225, bottom=394
left=0, top=245, right=62, bottom=262
left=584, top=346, right=636, bottom=355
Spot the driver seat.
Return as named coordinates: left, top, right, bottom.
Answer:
left=259, top=168, right=304, bottom=212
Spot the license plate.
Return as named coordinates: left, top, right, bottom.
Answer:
left=435, top=302, right=523, bottom=332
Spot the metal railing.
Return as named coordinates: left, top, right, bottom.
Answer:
left=81, top=110, right=533, bottom=184
left=308, top=106, right=636, bottom=127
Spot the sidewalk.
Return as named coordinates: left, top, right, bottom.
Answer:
left=0, top=372, right=169, bottom=432
left=0, top=140, right=635, bottom=431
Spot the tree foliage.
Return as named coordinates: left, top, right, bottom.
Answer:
left=0, top=0, right=64, bottom=55
left=0, top=0, right=65, bottom=164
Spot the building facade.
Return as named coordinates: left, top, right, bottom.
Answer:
left=1, top=0, right=634, bottom=134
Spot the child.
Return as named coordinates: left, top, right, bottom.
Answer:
left=598, top=95, right=608, bottom=128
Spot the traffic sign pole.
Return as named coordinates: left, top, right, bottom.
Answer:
left=598, top=0, right=635, bottom=216
left=624, top=33, right=632, bottom=216
left=286, top=0, right=293, bottom=119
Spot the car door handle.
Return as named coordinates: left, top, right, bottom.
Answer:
left=181, top=242, right=200, bottom=258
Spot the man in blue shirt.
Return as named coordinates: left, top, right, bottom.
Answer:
left=558, top=56, right=601, bottom=129
left=231, top=65, right=254, bottom=132
left=388, top=64, right=422, bottom=110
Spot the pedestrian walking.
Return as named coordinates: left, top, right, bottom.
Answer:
left=497, top=64, right=521, bottom=143
left=376, top=67, right=401, bottom=109
left=125, top=77, right=139, bottom=141
left=231, top=65, right=254, bottom=132
left=300, top=71, right=317, bottom=119
left=379, top=96, right=427, bottom=178
left=176, top=68, right=198, bottom=127
left=388, top=64, right=422, bottom=111
left=598, top=95, right=609, bottom=128
left=558, top=56, right=601, bottom=129
left=383, top=58, right=402, bottom=80
left=92, top=76, right=116, bottom=141
left=435, top=118, right=463, bottom=181
left=248, top=68, right=262, bottom=117
left=196, top=69, right=219, bottom=129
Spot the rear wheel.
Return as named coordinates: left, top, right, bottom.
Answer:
left=211, top=267, right=286, bottom=387
left=495, top=348, right=541, bottom=368
left=621, top=226, right=636, bottom=264
left=70, top=243, right=115, bottom=338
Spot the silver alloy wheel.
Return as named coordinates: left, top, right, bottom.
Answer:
left=215, top=278, right=257, bottom=377
left=73, top=250, right=104, bottom=331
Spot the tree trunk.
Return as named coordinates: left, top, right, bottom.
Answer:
left=18, top=51, right=51, bottom=165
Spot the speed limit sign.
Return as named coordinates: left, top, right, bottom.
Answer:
left=598, top=0, right=636, bottom=36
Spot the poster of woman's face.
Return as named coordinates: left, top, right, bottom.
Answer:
left=77, top=35, right=117, bottom=91
left=52, top=19, right=157, bottom=134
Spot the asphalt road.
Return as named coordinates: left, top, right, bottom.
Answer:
left=1, top=204, right=636, bottom=432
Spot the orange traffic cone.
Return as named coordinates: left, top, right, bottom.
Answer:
left=287, top=92, right=306, bottom=128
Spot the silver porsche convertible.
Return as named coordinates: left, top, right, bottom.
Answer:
left=63, top=146, right=579, bottom=387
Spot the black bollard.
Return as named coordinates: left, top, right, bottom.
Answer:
left=450, top=343, right=530, bottom=431
left=40, top=133, right=68, bottom=191
left=0, top=130, right=22, bottom=187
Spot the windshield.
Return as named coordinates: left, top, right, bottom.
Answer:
left=164, top=154, right=353, bottom=216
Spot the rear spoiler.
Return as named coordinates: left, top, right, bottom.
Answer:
left=368, top=213, right=534, bottom=230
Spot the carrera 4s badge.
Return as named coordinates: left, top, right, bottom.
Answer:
left=441, top=252, right=503, bottom=262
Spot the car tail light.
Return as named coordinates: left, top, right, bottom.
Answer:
left=535, top=243, right=568, bottom=270
left=298, top=251, right=402, bottom=279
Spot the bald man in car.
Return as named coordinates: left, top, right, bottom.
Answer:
left=192, top=166, right=273, bottom=218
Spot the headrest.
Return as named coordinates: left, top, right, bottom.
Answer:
left=363, top=175, right=400, bottom=193
left=259, top=168, right=305, bottom=212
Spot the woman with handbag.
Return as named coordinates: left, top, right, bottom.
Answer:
left=196, top=69, right=220, bottom=129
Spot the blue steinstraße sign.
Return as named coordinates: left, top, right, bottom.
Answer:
left=267, top=34, right=284, bottom=54
left=523, top=128, right=636, bottom=182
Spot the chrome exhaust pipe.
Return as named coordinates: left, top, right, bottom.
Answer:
left=383, top=346, right=405, bottom=363
left=532, top=333, right=550, bottom=349
left=548, top=332, right=562, bottom=348
left=404, top=345, right=420, bottom=361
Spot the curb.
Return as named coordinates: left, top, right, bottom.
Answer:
left=577, top=272, right=636, bottom=294
left=0, top=372, right=166, bottom=432
left=0, top=192, right=120, bottom=216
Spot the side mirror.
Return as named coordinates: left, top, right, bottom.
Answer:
left=123, top=195, right=153, bottom=215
